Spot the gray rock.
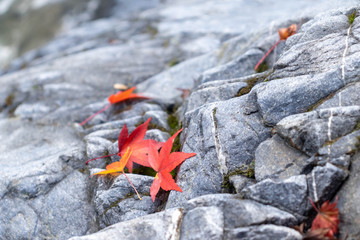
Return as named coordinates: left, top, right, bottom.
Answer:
left=317, top=82, right=360, bottom=109
left=242, top=175, right=309, bottom=216
left=276, top=106, right=360, bottom=155
left=84, top=116, right=142, bottom=134
left=198, top=49, right=263, bottom=84
left=84, top=136, right=113, bottom=169
left=255, top=134, right=309, bottom=181
left=311, top=130, right=360, bottom=169
left=137, top=53, right=218, bottom=105
left=184, top=194, right=298, bottom=228
left=226, top=224, right=303, bottom=240
left=145, top=129, right=171, bottom=143
left=181, top=71, right=269, bottom=116
left=167, top=96, right=270, bottom=208
left=252, top=70, right=344, bottom=126
left=143, top=110, right=170, bottom=130
left=180, top=206, right=224, bottom=240
left=229, top=175, right=256, bottom=194
left=307, top=163, right=348, bottom=203
left=94, top=174, right=157, bottom=228
left=337, top=152, right=360, bottom=239
left=69, top=208, right=184, bottom=240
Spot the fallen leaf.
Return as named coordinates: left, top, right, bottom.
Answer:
left=108, top=86, right=149, bottom=104
left=79, top=86, right=149, bottom=126
left=86, top=118, right=163, bottom=173
left=278, top=24, right=297, bottom=41
left=147, top=129, right=196, bottom=202
left=309, top=197, right=339, bottom=239
left=93, top=147, right=142, bottom=200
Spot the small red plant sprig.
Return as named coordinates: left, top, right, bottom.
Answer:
left=309, top=197, right=340, bottom=239
left=79, top=86, right=149, bottom=126
left=147, top=129, right=196, bottom=201
left=86, top=118, right=163, bottom=172
left=254, top=24, right=297, bottom=71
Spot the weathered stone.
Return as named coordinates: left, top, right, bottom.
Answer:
left=337, top=152, right=360, bottom=239
left=252, top=70, right=344, bottom=126
left=242, top=175, right=309, bottom=216
left=317, top=82, right=360, bottom=109
left=276, top=106, right=360, bottom=155
left=145, top=129, right=171, bottom=143
left=226, top=224, right=303, bottom=240
left=255, top=134, right=309, bottom=181
left=311, top=130, right=360, bottom=169
left=229, top=175, right=255, bottom=194
left=94, top=174, right=157, bottom=228
left=180, top=206, right=224, bottom=240
left=167, top=96, right=270, bottom=208
left=184, top=194, right=298, bottom=228
left=307, top=163, right=348, bottom=203
left=69, top=208, right=184, bottom=240
left=143, top=110, right=170, bottom=130
left=198, top=49, right=263, bottom=84
left=181, top=71, right=269, bottom=116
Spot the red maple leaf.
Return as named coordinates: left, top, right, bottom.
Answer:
left=309, top=197, right=340, bottom=239
left=147, top=129, right=196, bottom=202
left=80, top=86, right=149, bottom=126
left=86, top=118, right=163, bottom=172
left=254, top=24, right=297, bottom=71
left=93, top=147, right=142, bottom=200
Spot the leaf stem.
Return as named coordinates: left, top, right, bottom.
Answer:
left=254, top=39, right=282, bottom=71
left=80, top=103, right=112, bottom=126
left=123, top=172, right=142, bottom=200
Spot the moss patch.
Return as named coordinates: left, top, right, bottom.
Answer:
left=255, top=62, right=269, bottom=73
left=306, top=91, right=337, bottom=112
left=353, top=119, right=360, bottom=132
left=222, top=162, right=255, bottom=192
left=235, top=77, right=258, bottom=97
left=131, top=166, right=157, bottom=177
left=348, top=10, right=357, bottom=25
left=5, top=93, right=15, bottom=106
left=168, top=58, right=180, bottom=67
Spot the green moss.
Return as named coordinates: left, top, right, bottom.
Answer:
left=168, top=58, right=180, bottom=67
left=5, top=93, right=15, bottom=106
left=306, top=91, right=337, bottom=112
left=77, top=168, right=88, bottom=174
left=348, top=11, right=357, bottom=25
left=222, top=162, right=255, bottom=191
left=255, top=62, right=269, bottom=73
left=235, top=77, right=258, bottom=97
left=145, top=24, right=158, bottom=37
left=131, top=166, right=157, bottom=177
left=353, top=119, right=360, bottom=132
left=212, top=107, right=218, bottom=129
left=217, top=42, right=230, bottom=61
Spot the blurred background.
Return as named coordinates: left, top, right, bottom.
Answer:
left=0, top=0, right=359, bottom=73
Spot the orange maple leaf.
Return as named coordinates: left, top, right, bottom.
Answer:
left=147, top=129, right=196, bottom=202
left=309, top=197, right=339, bottom=239
left=80, top=86, right=149, bottom=126
left=93, top=147, right=142, bottom=200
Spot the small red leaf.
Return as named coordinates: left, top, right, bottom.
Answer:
left=310, top=197, right=339, bottom=238
left=148, top=129, right=196, bottom=202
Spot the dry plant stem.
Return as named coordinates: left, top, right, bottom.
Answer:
left=85, top=153, right=117, bottom=165
left=254, top=39, right=282, bottom=71
left=80, top=103, right=112, bottom=126
left=123, top=172, right=142, bottom=200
